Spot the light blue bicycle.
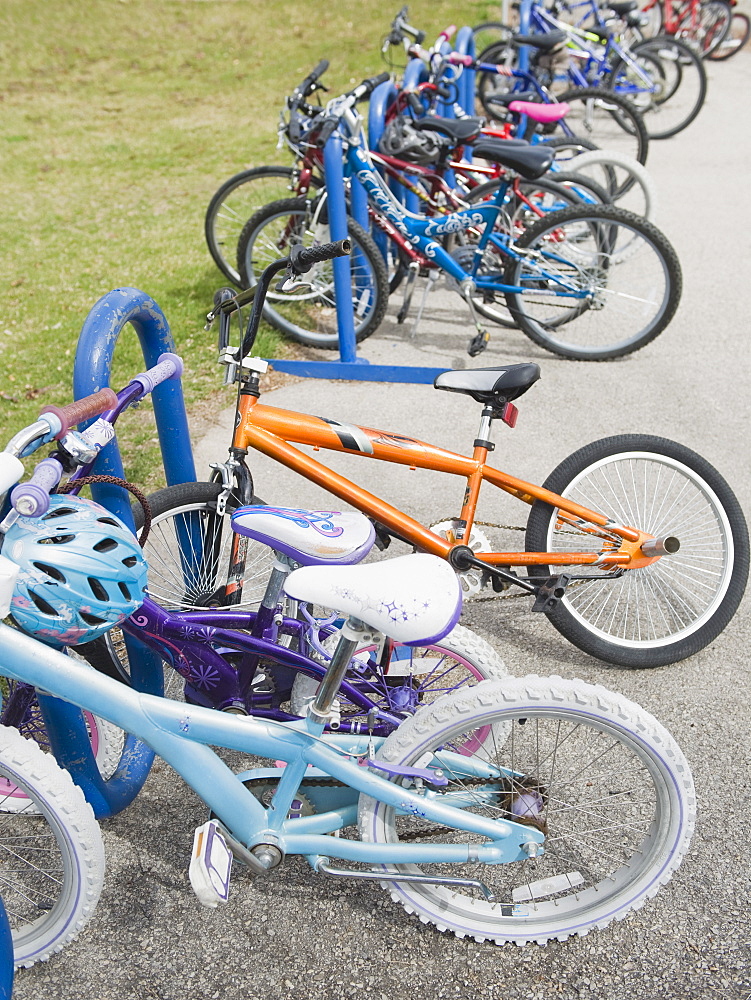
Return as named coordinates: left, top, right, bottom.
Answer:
left=0, top=245, right=694, bottom=962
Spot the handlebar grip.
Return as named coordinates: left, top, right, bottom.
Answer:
left=449, top=53, right=475, bottom=67
left=407, top=91, right=424, bottom=114
left=10, top=457, right=63, bottom=518
left=308, top=59, right=329, bottom=85
left=439, top=25, right=457, bottom=41
left=359, top=72, right=391, bottom=99
left=315, top=115, right=340, bottom=146
left=289, top=239, right=351, bottom=274
left=40, top=388, right=118, bottom=439
left=131, top=353, right=184, bottom=397
left=213, top=287, right=236, bottom=309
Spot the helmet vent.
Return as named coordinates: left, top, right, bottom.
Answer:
left=43, top=507, right=77, bottom=520
left=122, top=555, right=138, bottom=568
left=119, top=582, right=132, bottom=600
left=94, top=537, right=118, bottom=553
left=29, top=590, right=60, bottom=617
left=39, top=533, right=76, bottom=545
left=32, top=561, right=66, bottom=583
left=80, top=611, right=107, bottom=626
left=96, top=517, right=120, bottom=528
left=88, top=577, right=109, bottom=601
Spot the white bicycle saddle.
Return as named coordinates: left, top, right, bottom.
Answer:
left=231, top=505, right=375, bottom=566
left=283, top=553, right=462, bottom=645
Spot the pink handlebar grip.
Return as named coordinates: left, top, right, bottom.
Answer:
left=40, top=388, right=118, bottom=439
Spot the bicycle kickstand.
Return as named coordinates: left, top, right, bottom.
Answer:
left=396, top=260, right=420, bottom=324
left=409, top=269, right=440, bottom=339
left=464, top=290, right=490, bottom=357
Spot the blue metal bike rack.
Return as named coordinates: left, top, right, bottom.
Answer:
left=455, top=27, right=476, bottom=122
left=266, top=31, right=489, bottom=387
left=0, top=896, right=12, bottom=1000
left=37, top=288, right=198, bottom=818
left=265, top=117, right=450, bottom=385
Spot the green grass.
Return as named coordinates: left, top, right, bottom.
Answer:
left=0, top=0, right=492, bottom=489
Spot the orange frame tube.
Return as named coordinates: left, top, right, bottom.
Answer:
left=234, top=396, right=652, bottom=571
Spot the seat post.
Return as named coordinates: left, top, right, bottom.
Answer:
left=474, top=405, right=496, bottom=453
left=308, top=618, right=366, bottom=725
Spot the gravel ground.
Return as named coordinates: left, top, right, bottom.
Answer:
left=10, top=49, right=751, bottom=1000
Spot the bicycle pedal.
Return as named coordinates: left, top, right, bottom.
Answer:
left=189, top=820, right=232, bottom=907
left=467, top=330, right=490, bottom=357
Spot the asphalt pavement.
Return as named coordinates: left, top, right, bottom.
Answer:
left=12, top=51, right=751, bottom=1000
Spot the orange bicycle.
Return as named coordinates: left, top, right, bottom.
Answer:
left=137, top=248, right=748, bottom=670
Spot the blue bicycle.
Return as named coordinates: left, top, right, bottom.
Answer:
left=475, top=0, right=707, bottom=140
left=237, top=74, right=681, bottom=359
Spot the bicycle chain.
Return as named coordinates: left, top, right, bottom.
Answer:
left=433, top=517, right=615, bottom=603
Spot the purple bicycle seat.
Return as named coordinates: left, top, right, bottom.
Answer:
left=231, top=505, right=375, bottom=566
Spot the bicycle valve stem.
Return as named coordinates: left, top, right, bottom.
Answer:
left=640, top=536, right=680, bottom=557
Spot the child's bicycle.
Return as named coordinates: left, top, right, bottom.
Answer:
left=0, top=375, right=695, bottom=955
left=131, top=242, right=749, bottom=674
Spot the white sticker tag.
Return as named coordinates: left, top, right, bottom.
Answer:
left=512, top=871, right=584, bottom=902
left=0, top=555, right=19, bottom=618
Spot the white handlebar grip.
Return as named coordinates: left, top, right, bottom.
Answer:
left=0, top=454, right=25, bottom=495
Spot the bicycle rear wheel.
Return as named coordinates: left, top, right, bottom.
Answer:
left=237, top=197, right=389, bottom=349
left=608, top=37, right=707, bottom=140
left=358, top=675, right=695, bottom=944
left=525, top=435, right=749, bottom=667
left=504, top=204, right=681, bottom=360
left=452, top=177, right=586, bottom=329
left=706, top=9, right=750, bottom=57
left=205, top=166, right=322, bottom=285
left=0, top=726, right=105, bottom=967
left=554, top=87, right=649, bottom=169
left=559, top=149, right=658, bottom=220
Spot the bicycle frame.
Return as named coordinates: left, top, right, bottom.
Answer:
left=342, top=134, right=587, bottom=303
left=0, top=622, right=544, bottom=867
left=229, top=391, right=654, bottom=574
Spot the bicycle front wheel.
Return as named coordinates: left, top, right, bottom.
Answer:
left=135, top=481, right=273, bottom=613
left=0, top=726, right=105, bottom=967
left=237, top=197, right=389, bottom=349
left=504, top=204, right=681, bottom=360
left=358, top=675, right=695, bottom=944
left=525, top=435, right=750, bottom=667
left=205, top=166, right=323, bottom=285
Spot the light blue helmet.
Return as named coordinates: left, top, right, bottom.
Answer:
left=2, top=494, right=148, bottom=646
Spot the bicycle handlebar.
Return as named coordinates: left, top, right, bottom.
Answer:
left=39, top=388, right=118, bottom=440
left=4, top=355, right=185, bottom=518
